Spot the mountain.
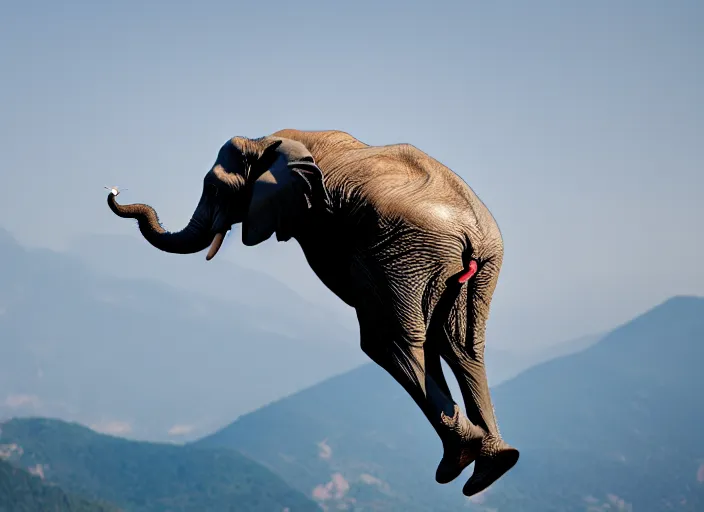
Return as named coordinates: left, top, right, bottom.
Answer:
left=0, top=458, right=120, bottom=512
left=195, top=296, right=704, bottom=511
left=0, top=417, right=318, bottom=512
left=483, top=332, right=602, bottom=386
left=0, top=227, right=364, bottom=441
left=487, top=295, right=704, bottom=510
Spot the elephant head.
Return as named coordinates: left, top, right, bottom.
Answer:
left=107, top=136, right=332, bottom=260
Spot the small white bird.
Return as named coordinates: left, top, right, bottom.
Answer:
left=104, top=185, right=127, bottom=196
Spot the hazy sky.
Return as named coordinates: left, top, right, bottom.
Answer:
left=1, top=0, right=702, bottom=348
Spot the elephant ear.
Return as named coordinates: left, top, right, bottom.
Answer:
left=242, top=139, right=332, bottom=246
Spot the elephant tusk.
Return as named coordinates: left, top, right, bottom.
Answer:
left=205, top=232, right=226, bottom=261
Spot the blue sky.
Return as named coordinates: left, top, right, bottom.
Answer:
left=1, top=0, right=702, bottom=348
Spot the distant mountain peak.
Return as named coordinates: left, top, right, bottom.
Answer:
left=0, top=226, right=20, bottom=247
left=564, top=294, right=704, bottom=359
left=656, top=294, right=704, bottom=308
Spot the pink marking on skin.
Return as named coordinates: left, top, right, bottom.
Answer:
left=458, top=260, right=478, bottom=283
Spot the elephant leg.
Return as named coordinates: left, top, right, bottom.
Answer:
left=439, top=262, right=519, bottom=497
left=425, top=281, right=486, bottom=485
left=356, top=307, right=450, bottom=432
left=355, top=306, right=483, bottom=482
left=424, top=344, right=452, bottom=398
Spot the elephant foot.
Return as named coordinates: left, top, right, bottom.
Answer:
left=435, top=405, right=484, bottom=484
left=462, top=435, right=519, bottom=497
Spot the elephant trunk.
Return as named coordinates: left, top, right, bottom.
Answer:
left=107, top=191, right=213, bottom=255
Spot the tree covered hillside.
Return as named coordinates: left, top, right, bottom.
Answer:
left=0, top=417, right=319, bottom=512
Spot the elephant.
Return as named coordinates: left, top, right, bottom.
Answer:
left=106, top=128, right=519, bottom=497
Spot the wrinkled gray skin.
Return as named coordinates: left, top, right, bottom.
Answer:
left=107, top=129, right=519, bottom=497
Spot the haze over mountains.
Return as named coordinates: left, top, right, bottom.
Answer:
left=0, top=227, right=365, bottom=441
left=67, top=232, right=358, bottom=345
left=0, top=227, right=602, bottom=443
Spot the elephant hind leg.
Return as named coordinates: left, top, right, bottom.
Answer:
left=425, top=282, right=485, bottom=484
left=350, top=249, right=495, bottom=490
left=355, top=307, right=481, bottom=469
left=439, top=261, right=519, bottom=497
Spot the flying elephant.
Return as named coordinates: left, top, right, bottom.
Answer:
left=106, top=128, right=519, bottom=497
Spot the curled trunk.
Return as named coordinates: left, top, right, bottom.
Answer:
left=107, top=192, right=212, bottom=254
